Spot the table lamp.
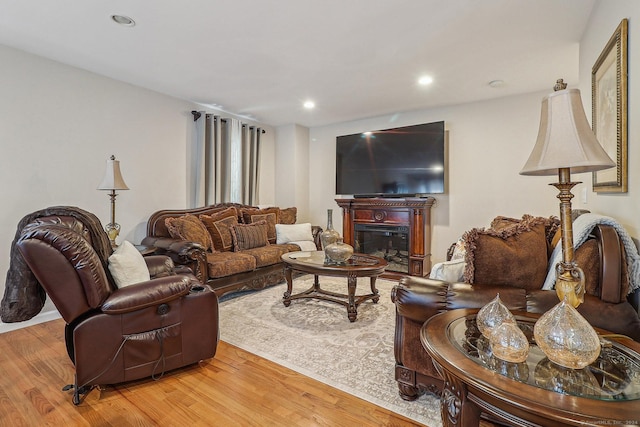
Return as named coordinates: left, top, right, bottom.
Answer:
left=520, top=79, right=615, bottom=307
left=520, top=79, right=615, bottom=369
left=97, top=155, right=129, bottom=248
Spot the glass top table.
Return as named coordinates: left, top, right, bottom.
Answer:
left=450, top=314, right=640, bottom=401
left=421, top=309, right=640, bottom=427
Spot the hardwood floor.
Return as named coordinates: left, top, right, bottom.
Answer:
left=0, top=319, right=428, bottom=426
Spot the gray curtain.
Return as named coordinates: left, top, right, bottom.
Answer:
left=192, top=112, right=261, bottom=206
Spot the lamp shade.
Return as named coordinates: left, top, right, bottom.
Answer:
left=520, top=88, right=615, bottom=176
left=97, top=155, right=129, bottom=190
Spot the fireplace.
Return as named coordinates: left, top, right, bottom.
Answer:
left=354, top=224, right=410, bottom=274
left=336, top=197, right=435, bottom=278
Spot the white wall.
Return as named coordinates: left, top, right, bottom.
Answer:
left=578, top=0, right=640, bottom=238
left=274, top=124, right=310, bottom=221
left=0, top=44, right=275, bottom=330
left=307, top=91, right=565, bottom=264
left=297, top=0, right=640, bottom=266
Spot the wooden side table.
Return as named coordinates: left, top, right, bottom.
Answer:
left=421, top=309, right=640, bottom=427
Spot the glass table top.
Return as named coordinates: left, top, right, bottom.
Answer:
left=284, top=251, right=383, bottom=267
left=449, top=314, right=640, bottom=401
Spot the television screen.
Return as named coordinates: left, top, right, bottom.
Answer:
left=335, top=121, right=445, bottom=196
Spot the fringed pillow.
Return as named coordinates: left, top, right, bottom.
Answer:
left=200, top=207, right=238, bottom=252
left=165, top=214, right=213, bottom=252
left=462, top=215, right=552, bottom=290
left=241, top=207, right=280, bottom=243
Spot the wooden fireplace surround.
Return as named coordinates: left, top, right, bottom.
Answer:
left=335, top=197, right=435, bottom=278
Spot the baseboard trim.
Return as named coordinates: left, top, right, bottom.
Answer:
left=0, top=310, right=61, bottom=334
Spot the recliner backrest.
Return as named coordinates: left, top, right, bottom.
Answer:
left=17, top=221, right=113, bottom=323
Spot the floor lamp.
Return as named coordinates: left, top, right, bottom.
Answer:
left=97, top=155, right=129, bottom=248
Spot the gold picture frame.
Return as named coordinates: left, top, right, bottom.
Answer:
left=592, top=18, right=628, bottom=193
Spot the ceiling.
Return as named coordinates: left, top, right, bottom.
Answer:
left=0, top=0, right=596, bottom=128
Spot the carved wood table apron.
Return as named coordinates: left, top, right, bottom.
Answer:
left=281, top=251, right=387, bottom=322
left=421, top=308, right=640, bottom=427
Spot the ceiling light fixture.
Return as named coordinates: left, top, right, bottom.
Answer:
left=303, top=100, right=315, bottom=109
left=111, top=14, right=135, bottom=27
left=489, top=79, right=505, bottom=88
left=418, top=75, right=434, bottom=86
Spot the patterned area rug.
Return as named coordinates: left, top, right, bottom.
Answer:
left=218, top=275, right=442, bottom=426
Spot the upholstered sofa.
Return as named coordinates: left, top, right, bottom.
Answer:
left=141, top=203, right=322, bottom=298
left=391, top=214, right=640, bottom=401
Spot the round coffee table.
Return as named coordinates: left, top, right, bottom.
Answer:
left=421, top=309, right=640, bottom=426
left=281, top=251, right=387, bottom=322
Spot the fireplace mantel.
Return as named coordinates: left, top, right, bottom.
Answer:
left=335, top=197, right=435, bottom=278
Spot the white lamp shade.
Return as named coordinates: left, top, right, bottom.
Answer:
left=520, top=88, right=615, bottom=176
left=97, top=156, right=129, bottom=190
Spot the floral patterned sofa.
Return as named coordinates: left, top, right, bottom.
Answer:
left=141, top=203, right=322, bottom=298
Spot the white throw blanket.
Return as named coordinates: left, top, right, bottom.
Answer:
left=542, top=213, right=640, bottom=294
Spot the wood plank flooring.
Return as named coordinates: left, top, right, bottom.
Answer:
left=0, top=319, right=428, bottom=426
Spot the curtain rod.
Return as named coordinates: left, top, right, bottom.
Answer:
left=191, top=110, right=266, bottom=134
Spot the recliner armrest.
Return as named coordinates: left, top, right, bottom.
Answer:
left=101, top=276, right=192, bottom=314
left=144, top=255, right=175, bottom=277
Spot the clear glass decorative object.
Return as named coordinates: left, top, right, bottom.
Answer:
left=488, top=321, right=530, bottom=363
left=533, top=299, right=601, bottom=369
left=476, top=294, right=516, bottom=338
left=325, top=238, right=354, bottom=265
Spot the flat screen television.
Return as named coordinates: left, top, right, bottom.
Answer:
left=335, top=121, right=445, bottom=197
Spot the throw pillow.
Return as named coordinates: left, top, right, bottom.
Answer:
left=165, top=214, right=213, bottom=252
left=200, top=207, right=238, bottom=252
left=108, top=241, right=151, bottom=288
left=462, top=216, right=550, bottom=290
left=429, top=259, right=466, bottom=282
left=275, top=223, right=313, bottom=244
left=241, top=207, right=280, bottom=243
left=230, top=220, right=270, bottom=251
left=279, top=207, right=297, bottom=225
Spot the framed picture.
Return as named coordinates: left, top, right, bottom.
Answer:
left=592, top=19, right=628, bottom=193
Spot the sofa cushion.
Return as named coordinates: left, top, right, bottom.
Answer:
left=108, top=240, right=151, bottom=288
left=200, top=208, right=238, bottom=252
left=243, top=244, right=291, bottom=268
left=206, top=251, right=257, bottom=278
left=276, top=223, right=313, bottom=244
left=165, top=214, right=213, bottom=252
left=231, top=220, right=270, bottom=251
left=241, top=207, right=279, bottom=243
left=463, top=215, right=550, bottom=290
left=279, top=207, right=297, bottom=225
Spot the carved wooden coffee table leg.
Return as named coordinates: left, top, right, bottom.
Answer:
left=347, top=272, right=358, bottom=322
left=370, top=276, right=380, bottom=303
left=282, top=265, right=293, bottom=306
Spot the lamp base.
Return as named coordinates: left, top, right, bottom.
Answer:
left=555, top=261, right=585, bottom=307
left=105, top=223, right=121, bottom=249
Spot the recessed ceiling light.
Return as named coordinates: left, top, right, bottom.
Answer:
left=488, top=80, right=505, bottom=88
left=418, top=75, right=433, bottom=86
left=303, top=100, right=315, bottom=109
left=111, top=14, right=135, bottom=27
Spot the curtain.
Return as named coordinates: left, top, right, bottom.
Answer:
left=192, top=112, right=261, bottom=206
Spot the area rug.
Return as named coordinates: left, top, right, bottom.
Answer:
left=218, top=275, right=442, bottom=426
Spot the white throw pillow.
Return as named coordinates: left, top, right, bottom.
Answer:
left=290, top=240, right=318, bottom=251
left=108, top=240, right=151, bottom=288
left=275, top=223, right=313, bottom=244
left=429, top=258, right=466, bottom=282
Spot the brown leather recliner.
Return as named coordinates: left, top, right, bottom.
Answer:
left=391, top=224, right=640, bottom=401
left=16, top=213, right=219, bottom=404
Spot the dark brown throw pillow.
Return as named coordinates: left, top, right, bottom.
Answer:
left=279, top=207, right=297, bottom=225
left=165, top=214, right=213, bottom=252
left=463, top=216, right=550, bottom=290
left=241, top=207, right=280, bottom=243
left=200, top=207, right=238, bottom=252
left=230, top=220, right=269, bottom=251
left=574, top=239, right=600, bottom=298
